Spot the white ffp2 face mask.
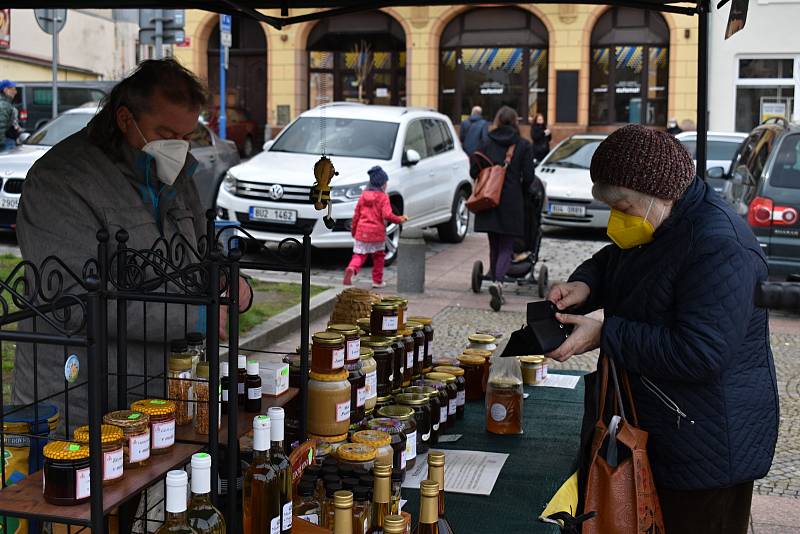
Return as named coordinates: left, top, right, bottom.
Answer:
left=133, top=120, right=189, bottom=186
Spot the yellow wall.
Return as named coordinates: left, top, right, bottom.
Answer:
left=0, top=57, right=98, bottom=81
left=175, top=5, right=698, bottom=137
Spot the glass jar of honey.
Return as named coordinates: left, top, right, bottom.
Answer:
left=381, top=296, right=408, bottom=330
left=351, top=430, right=393, bottom=468
left=432, top=366, right=466, bottom=419
left=486, top=377, right=524, bottom=435
left=308, top=370, right=351, bottom=437
left=73, top=424, right=124, bottom=485
left=387, top=335, right=405, bottom=393
left=405, top=321, right=426, bottom=379
left=43, top=441, right=91, bottom=505
left=360, top=347, right=378, bottom=414
left=366, top=418, right=407, bottom=477
left=457, top=354, right=486, bottom=401
left=463, top=348, right=493, bottom=393
left=376, top=405, right=417, bottom=470
left=398, top=330, right=415, bottom=386
left=404, top=385, right=441, bottom=446
left=312, top=332, right=346, bottom=373
left=336, top=443, right=377, bottom=472
left=371, top=302, right=400, bottom=337
left=519, top=356, right=548, bottom=385
left=394, top=393, right=432, bottom=455
left=362, top=337, right=394, bottom=398
left=130, top=399, right=176, bottom=455
left=414, top=379, right=449, bottom=434
left=408, top=316, right=434, bottom=372
left=467, top=333, right=497, bottom=352
left=327, top=323, right=361, bottom=364
left=103, top=410, right=150, bottom=469
left=374, top=395, right=394, bottom=413
left=345, top=359, right=366, bottom=426
left=425, top=372, right=458, bottom=429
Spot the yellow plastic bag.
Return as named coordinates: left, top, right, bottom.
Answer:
left=539, top=471, right=595, bottom=533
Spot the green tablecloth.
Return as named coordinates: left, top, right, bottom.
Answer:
left=402, top=370, right=587, bottom=533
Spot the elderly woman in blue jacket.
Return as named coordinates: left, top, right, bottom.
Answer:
left=547, top=125, right=778, bottom=534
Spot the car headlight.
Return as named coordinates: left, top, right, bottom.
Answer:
left=331, top=182, right=368, bottom=201
left=222, top=172, right=237, bottom=194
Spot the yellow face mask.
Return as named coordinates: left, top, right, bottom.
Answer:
left=606, top=200, right=658, bottom=249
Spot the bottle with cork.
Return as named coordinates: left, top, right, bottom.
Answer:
left=412, top=480, right=441, bottom=534
left=370, top=463, right=392, bottom=532
left=427, top=452, right=454, bottom=533
left=332, top=490, right=354, bottom=534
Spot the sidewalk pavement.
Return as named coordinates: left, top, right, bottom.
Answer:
left=244, top=230, right=800, bottom=533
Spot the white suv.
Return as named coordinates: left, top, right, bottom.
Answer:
left=216, top=103, right=472, bottom=262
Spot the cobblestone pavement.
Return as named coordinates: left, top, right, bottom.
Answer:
left=431, top=305, right=800, bottom=499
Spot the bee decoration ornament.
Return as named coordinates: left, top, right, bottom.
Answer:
left=311, top=155, right=338, bottom=229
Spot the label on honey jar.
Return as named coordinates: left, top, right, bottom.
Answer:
left=457, top=390, right=466, bottom=406
left=104, top=447, right=124, bottom=480
left=336, top=401, right=351, bottom=423
left=332, top=348, right=346, bottom=369
left=406, top=351, right=413, bottom=369
left=448, top=399, right=457, bottom=416
left=347, top=339, right=361, bottom=361
left=405, top=430, right=417, bottom=461
left=152, top=420, right=175, bottom=449
left=365, top=370, right=377, bottom=400
left=75, top=467, right=91, bottom=500
left=271, top=515, right=280, bottom=534
left=440, top=406, right=448, bottom=424
left=357, top=387, right=366, bottom=407
left=283, top=502, right=294, bottom=530
left=129, top=433, right=150, bottom=463
left=416, top=346, right=423, bottom=363
left=382, top=316, right=398, bottom=331
left=490, top=403, right=508, bottom=422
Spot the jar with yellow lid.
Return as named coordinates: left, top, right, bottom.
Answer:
left=381, top=296, right=408, bottom=329
left=376, top=405, right=417, bottom=469
left=336, top=442, right=377, bottom=471
left=386, top=335, right=405, bottom=392
left=487, top=376, right=523, bottom=435
left=351, top=430, right=393, bottom=468
left=394, top=392, right=431, bottom=454
left=362, top=337, right=394, bottom=398
left=408, top=316, right=434, bottom=372
left=463, top=348, right=493, bottom=393
left=398, top=330, right=415, bottom=386
left=309, top=432, right=349, bottom=462
left=312, top=332, right=346, bottom=373
left=405, top=321, right=426, bottom=378
left=359, top=347, right=378, bottom=413
left=327, top=323, right=361, bottom=364
left=374, top=395, right=394, bottom=413
left=130, top=399, right=176, bottom=455
left=43, top=441, right=91, bottom=505
left=366, top=418, right=408, bottom=477
left=468, top=333, right=497, bottom=352
left=519, top=356, right=548, bottom=385
left=308, top=370, right=351, bottom=437
left=73, top=424, right=124, bottom=485
left=371, top=302, right=400, bottom=337
left=168, top=354, right=194, bottom=426
left=433, top=366, right=466, bottom=419
left=458, top=354, right=487, bottom=401
left=103, top=410, right=150, bottom=469
left=356, top=317, right=371, bottom=335
left=413, top=379, right=449, bottom=434
left=425, top=372, right=458, bottom=429
left=403, top=385, right=441, bottom=446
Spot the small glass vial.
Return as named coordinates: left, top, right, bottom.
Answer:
left=295, top=480, right=322, bottom=526
left=220, top=362, right=230, bottom=415
left=237, top=355, right=247, bottom=406
left=245, top=360, right=262, bottom=413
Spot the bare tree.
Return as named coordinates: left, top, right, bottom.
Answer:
left=352, top=40, right=374, bottom=103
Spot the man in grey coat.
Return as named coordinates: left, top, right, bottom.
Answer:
left=13, top=59, right=252, bottom=428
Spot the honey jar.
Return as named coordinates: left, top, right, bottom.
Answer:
left=103, top=410, right=150, bottom=469
left=43, top=441, right=91, bottom=505
left=519, top=356, right=548, bottom=385
left=130, top=399, right=176, bottom=455
left=312, top=332, right=346, bottom=373
left=371, top=302, right=400, bottom=337
left=457, top=354, right=487, bottom=401
left=406, top=321, right=426, bottom=378
left=337, top=443, right=377, bottom=471
left=327, top=323, right=361, bottom=363
left=307, top=370, right=351, bottom=437
left=432, top=366, right=466, bottom=419
left=381, top=296, right=408, bottom=330
left=407, top=316, right=434, bottom=372
left=73, top=424, right=124, bottom=485
left=351, top=430, right=394, bottom=468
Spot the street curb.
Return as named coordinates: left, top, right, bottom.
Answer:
left=225, top=287, right=340, bottom=355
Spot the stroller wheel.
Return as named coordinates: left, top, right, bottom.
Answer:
left=538, top=264, right=549, bottom=298
left=471, top=261, right=484, bottom=293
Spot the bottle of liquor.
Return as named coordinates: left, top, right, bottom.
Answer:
left=412, top=480, right=440, bottom=534
left=156, top=470, right=197, bottom=534
left=382, top=515, right=406, bottom=534
left=243, top=415, right=281, bottom=534
left=426, top=452, right=454, bottom=533
left=370, top=463, right=392, bottom=533
left=333, top=490, right=354, bottom=534
left=188, top=453, right=227, bottom=534
left=268, top=407, right=293, bottom=533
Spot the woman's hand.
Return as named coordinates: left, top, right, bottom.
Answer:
left=547, top=281, right=590, bottom=311
left=219, top=276, right=254, bottom=341
left=545, top=313, right=602, bottom=362
left=400, top=215, right=409, bottom=223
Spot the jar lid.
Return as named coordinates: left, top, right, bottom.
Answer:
left=458, top=354, right=487, bottom=366
left=309, top=369, right=349, bottom=382
left=327, top=323, right=359, bottom=336
left=359, top=347, right=375, bottom=360
left=425, top=372, right=456, bottom=384
left=407, top=316, right=432, bottom=326
left=366, top=417, right=404, bottom=434
left=168, top=355, right=193, bottom=371
left=73, top=424, right=124, bottom=444
left=361, top=337, right=392, bottom=348
left=44, top=441, right=90, bottom=461
left=103, top=410, right=150, bottom=429
left=337, top=443, right=377, bottom=462
left=518, top=355, right=546, bottom=364
left=398, top=329, right=413, bottom=337
left=352, top=429, right=391, bottom=448
left=377, top=405, right=415, bottom=420
left=373, top=302, right=400, bottom=311
left=375, top=395, right=393, bottom=403
left=313, top=332, right=345, bottom=346
left=406, top=321, right=423, bottom=331
left=462, top=348, right=492, bottom=359
left=131, top=398, right=177, bottom=416
left=433, top=365, right=465, bottom=377
left=381, top=296, right=408, bottom=307
left=468, top=333, right=496, bottom=344
left=395, top=393, right=428, bottom=406
left=356, top=318, right=371, bottom=327
left=196, top=361, right=210, bottom=379
left=308, top=432, right=349, bottom=444
left=403, top=386, right=437, bottom=399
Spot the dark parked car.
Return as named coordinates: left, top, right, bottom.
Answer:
left=708, top=118, right=800, bottom=277
left=203, top=107, right=262, bottom=158
left=11, top=81, right=116, bottom=132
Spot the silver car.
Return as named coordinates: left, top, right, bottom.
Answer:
left=0, top=105, right=239, bottom=228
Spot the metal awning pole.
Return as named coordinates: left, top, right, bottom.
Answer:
left=696, top=0, right=709, bottom=179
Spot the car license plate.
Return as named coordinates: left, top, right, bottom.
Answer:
left=0, top=198, right=19, bottom=210
left=249, top=206, right=297, bottom=224
left=548, top=203, right=585, bottom=217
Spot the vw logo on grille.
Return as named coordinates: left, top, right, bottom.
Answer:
left=268, top=184, right=284, bottom=200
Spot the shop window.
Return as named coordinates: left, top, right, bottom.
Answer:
left=439, top=7, right=548, bottom=125
left=589, top=8, right=669, bottom=126
left=735, top=57, right=798, bottom=132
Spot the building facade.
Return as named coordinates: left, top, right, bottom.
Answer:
left=175, top=5, right=699, bottom=142
left=709, top=0, right=800, bottom=133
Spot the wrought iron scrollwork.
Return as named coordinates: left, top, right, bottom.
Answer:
left=215, top=225, right=305, bottom=269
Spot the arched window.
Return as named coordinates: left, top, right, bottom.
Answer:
left=439, top=7, right=548, bottom=124
left=590, top=8, right=669, bottom=125
left=307, top=11, right=406, bottom=107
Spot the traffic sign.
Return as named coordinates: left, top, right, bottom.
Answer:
left=220, top=14, right=232, bottom=33
left=34, top=9, right=67, bottom=35
left=139, top=9, right=184, bottom=31
left=139, top=28, right=185, bottom=46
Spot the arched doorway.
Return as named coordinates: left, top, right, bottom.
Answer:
left=589, top=8, right=669, bottom=126
left=307, top=11, right=406, bottom=108
left=439, top=7, right=549, bottom=125
left=207, top=16, right=267, bottom=152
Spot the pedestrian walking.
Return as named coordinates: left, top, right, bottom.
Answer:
left=0, top=80, right=19, bottom=152
left=547, top=125, right=778, bottom=534
left=343, top=165, right=408, bottom=288
left=530, top=113, right=551, bottom=163
left=459, top=105, right=490, bottom=156
left=471, top=106, right=535, bottom=311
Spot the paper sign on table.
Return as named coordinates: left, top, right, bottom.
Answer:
left=533, top=373, right=581, bottom=389
left=402, top=449, right=509, bottom=496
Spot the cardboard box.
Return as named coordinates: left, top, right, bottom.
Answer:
left=259, top=361, right=289, bottom=397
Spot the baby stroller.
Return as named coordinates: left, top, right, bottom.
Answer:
left=471, top=176, right=549, bottom=298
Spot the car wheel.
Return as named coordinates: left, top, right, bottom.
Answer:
left=437, top=188, right=469, bottom=243
left=242, top=136, right=254, bottom=159
left=384, top=221, right=401, bottom=266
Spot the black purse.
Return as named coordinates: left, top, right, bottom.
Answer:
left=500, top=301, right=573, bottom=356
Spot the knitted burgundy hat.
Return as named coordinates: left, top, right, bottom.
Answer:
left=590, top=124, right=695, bottom=200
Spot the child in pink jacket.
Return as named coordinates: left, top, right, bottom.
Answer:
left=343, top=166, right=408, bottom=288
